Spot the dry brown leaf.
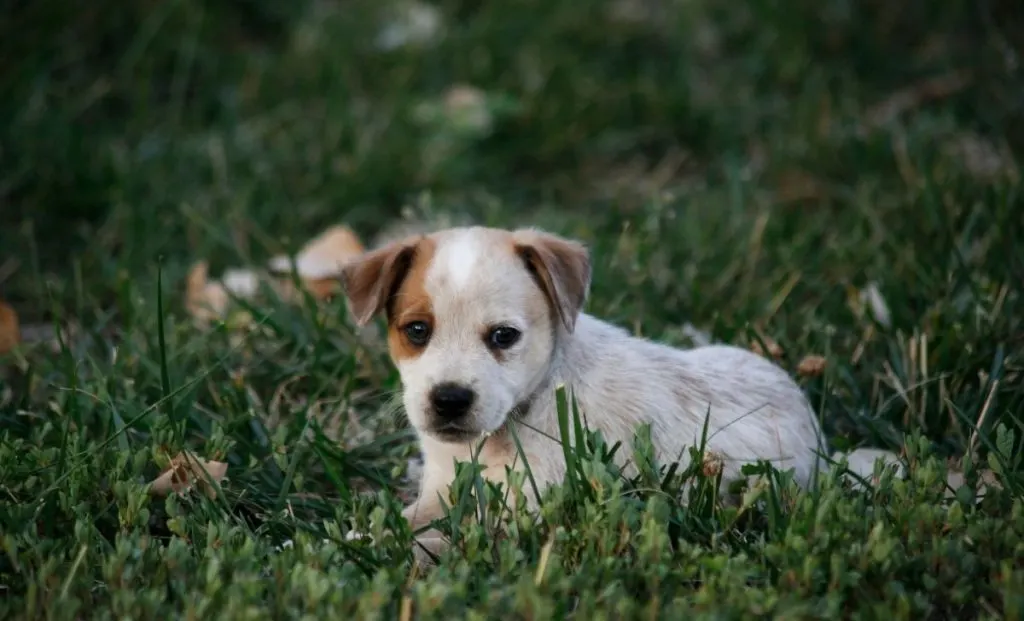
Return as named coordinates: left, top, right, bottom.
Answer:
left=750, top=335, right=784, bottom=360
left=0, top=300, right=20, bottom=355
left=858, top=282, right=892, bottom=328
left=187, top=224, right=365, bottom=327
left=185, top=262, right=262, bottom=326
left=186, top=262, right=229, bottom=325
left=149, top=451, right=228, bottom=499
left=796, top=354, right=827, bottom=377
left=269, top=225, right=365, bottom=280
left=701, top=451, right=724, bottom=478
left=268, top=225, right=365, bottom=301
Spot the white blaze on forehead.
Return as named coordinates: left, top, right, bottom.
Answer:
left=428, top=229, right=488, bottom=290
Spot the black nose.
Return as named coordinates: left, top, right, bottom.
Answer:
left=430, top=383, right=475, bottom=419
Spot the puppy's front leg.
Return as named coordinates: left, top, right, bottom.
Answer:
left=402, top=487, right=451, bottom=566
left=401, top=495, right=444, bottom=531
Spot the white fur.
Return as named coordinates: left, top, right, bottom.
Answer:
left=341, top=226, right=904, bottom=560
left=434, top=229, right=485, bottom=291
left=404, top=315, right=826, bottom=522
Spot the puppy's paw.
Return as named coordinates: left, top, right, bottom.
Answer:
left=410, top=535, right=448, bottom=567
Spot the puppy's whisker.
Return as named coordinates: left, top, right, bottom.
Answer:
left=706, top=403, right=771, bottom=441
left=507, top=418, right=565, bottom=447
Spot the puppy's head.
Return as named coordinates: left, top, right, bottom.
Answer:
left=340, top=226, right=590, bottom=442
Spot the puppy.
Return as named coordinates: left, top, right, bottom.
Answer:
left=340, top=226, right=897, bottom=555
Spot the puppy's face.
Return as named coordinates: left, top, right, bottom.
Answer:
left=340, top=227, right=590, bottom=442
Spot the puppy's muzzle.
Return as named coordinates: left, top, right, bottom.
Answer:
left=429, top=382, right=475, bottom=420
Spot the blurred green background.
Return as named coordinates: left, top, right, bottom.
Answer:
left=2, top=1, right=1024, bottom=616
left=2, top=0, right=1022, bottom=313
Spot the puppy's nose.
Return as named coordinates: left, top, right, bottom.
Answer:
left=429, top=382, right=475, bottom=419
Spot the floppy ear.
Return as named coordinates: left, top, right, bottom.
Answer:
left=338, top=239, right=417, bottom=326
left=513, top=229, right=592, bottom=333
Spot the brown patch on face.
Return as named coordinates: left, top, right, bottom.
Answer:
left=386, top=237, right=437, bottom=361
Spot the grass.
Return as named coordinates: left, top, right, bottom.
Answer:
left=1, top=0, right=1023, bottom=618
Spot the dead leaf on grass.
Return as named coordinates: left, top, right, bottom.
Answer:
left=0, top=300, right=20, bottom=355
left=859, top=282, right=892, bottom=328
left=268, top=224, right=365, bottom=300
left=750, top=334, right=784, bottom=360
left=185, top=261, right=261, bottom=326
left=149, top=451, right=229, bottom=499
left=186, top=224, right=366, bottom=325
left=701, top=451, right=725, bottom=478
left=796, top=354, right=827, bottom=377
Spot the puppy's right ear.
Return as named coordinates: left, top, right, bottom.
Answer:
left=339, top=240, right=417, bottom=326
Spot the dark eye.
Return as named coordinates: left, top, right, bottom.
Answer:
left=488, top=326, right=521, bottom=349
left=403, top=321, right=432, bottom=346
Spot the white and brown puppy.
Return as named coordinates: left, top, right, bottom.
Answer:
left=340, top=226, right=895, bottom=553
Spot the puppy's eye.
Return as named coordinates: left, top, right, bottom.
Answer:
left=403, top=321, right=432, bottom=346
left=487, top=326, right=521, bottom=350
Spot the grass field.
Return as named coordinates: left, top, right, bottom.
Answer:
left=2, top=0, right=1023, bottom=618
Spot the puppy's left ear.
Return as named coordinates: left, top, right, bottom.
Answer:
left=513, top=229, right=591, bottom=333
left=339, top=239, right=417, bottom=326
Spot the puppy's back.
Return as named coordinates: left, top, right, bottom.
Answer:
left=663, top=343, right=825, bottom=486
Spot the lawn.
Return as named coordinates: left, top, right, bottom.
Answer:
left=1, top=0, right=1023, bottom=618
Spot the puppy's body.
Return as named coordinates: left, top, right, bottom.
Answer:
left=416, top=314, right=823, bottom=516
left=341, top=226, right=882, bottom=548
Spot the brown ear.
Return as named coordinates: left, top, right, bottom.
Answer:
left=513, top=229, right=591, bottom=333
left=338, top=239, right=417, bottom=326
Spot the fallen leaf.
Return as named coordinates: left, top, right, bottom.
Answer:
left=187, top=224, right=366, bottom=326
left=268, top=224, right=365, bottom=300
left=858, top=282, right=892, bottom=328
left=268, top=225, right=365, bottom=280
left=185, top=262, right=263, bottom=326
left=149, top=451, right=228, bottom=499
left=0, top=300, right=19, bottom=355
left=701, top=451, right=724, bottom=478
left=796, top=354, right=827, bottom=377
left=750, top=335, right=784, bottom=360
left=221, top=268, right=262, bottom=297
left=186, top=262, right=229, bottom=324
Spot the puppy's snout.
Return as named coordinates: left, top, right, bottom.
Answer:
left=429, top=382, right=475, bottom=419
